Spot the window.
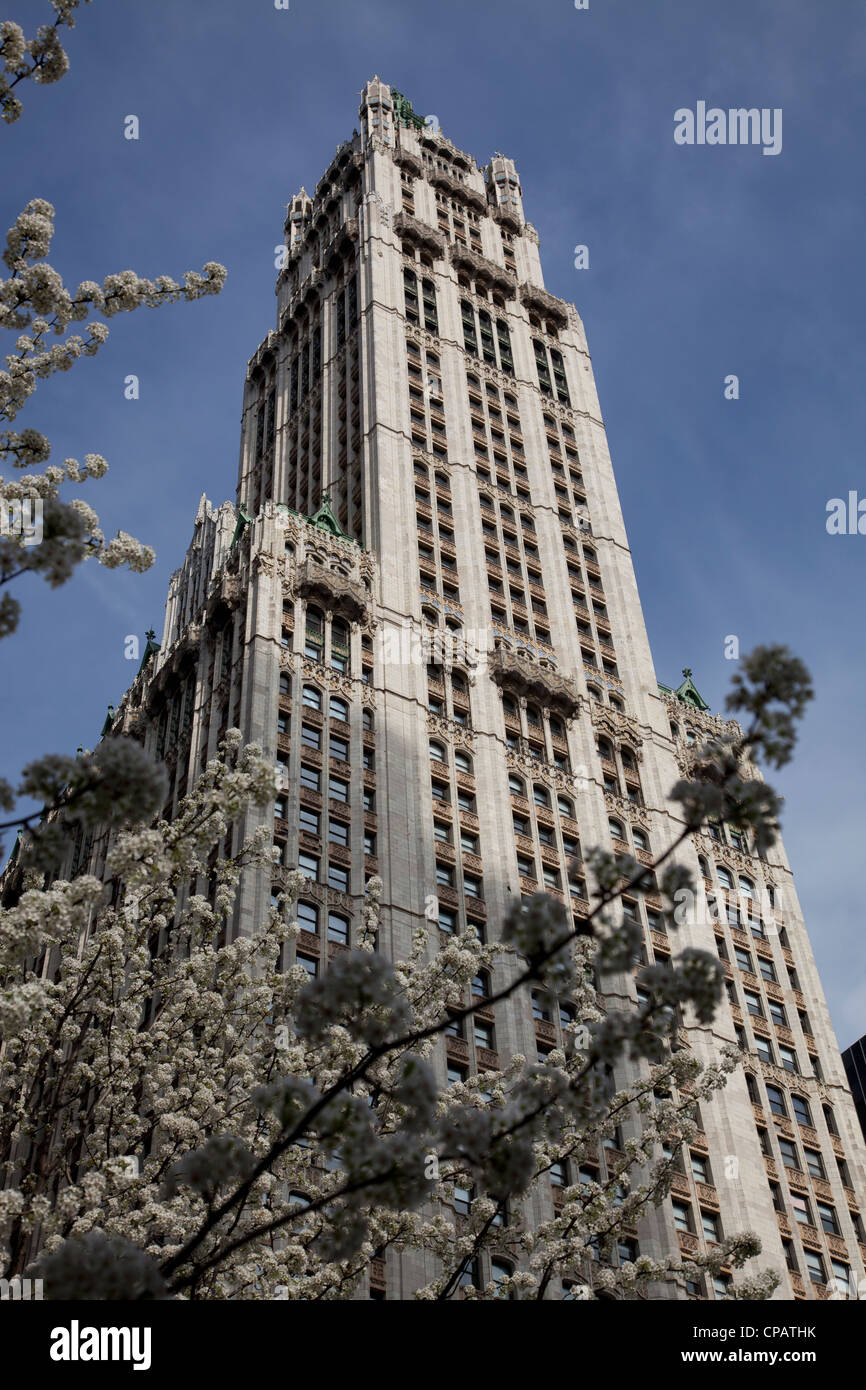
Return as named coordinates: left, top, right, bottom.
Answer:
left=305, top=608, right=324, bottom=661
left=712, top=1274, right=732, bottom=1300
left=508, top=773, right=526, bottom=796
left=327, top=912, right=349, bottom=945
left=328, top=818, right=349, bottom=846
left=300, top=764, right=320, bottom=793
left=330, top=735, right=349, bottom=762
left=549, top=1162, right=567, bottom=1188
left=755, top=1036, right=774, bottom=1066
left=453, top=1185, right=472, bottom=1217
left=744, top=991, right=763, bottom=1017
left=330, top=696, right=349, bottom=721
left=328, top=864, right=349, bottom=892
left=297, top=901, right=318, bottom=934
left=779, top=1045, right=798, bottom=1074
left=429, top=739, right=447, bottom=763
left=533, top=784, right=550, bottom=808
left=766, top=1085, right=787, bottom=1118
left=792, top=1094, right=812, bottom=1127
left=778, top=1138, right=800, bottom=1170
left=296, top=954, right=317, bottom=980
left=437, top=905, right=457, bottom=933
left=804, top=1250, right=825, bottom=1285
left=768, top=999, right=786, bottom=1026
left=690, top=1152, right=709, bottom=1182
left=791, top=1193, right=812, bottom=1226
left=329, top=776, right=349, bottom=803
left=831, top=1260, right=851, bottom=1297
left=759, top=957, right=777, bottom=983
left=330, top=620, right=350, bottom=673
left=817, top=1202, right=839, bottom=1235
left=463, top=875, right=482, bottom=899
left=301, top=723, right=321, bottom=750
left=701, top=1210, right=720, bottom=1242
left=672, top=1202, right=692, bottom=1233
left=299, top=807, right=320, bottom=836
left=734, top=947, right=753, bottom=973
left=298, top=851, right=319, bottom=880
left=302, top=684, right=322, bottom=710
left=804, top=1149, right=825, bottom=1180
left=454, top=750, right=472, bottom=774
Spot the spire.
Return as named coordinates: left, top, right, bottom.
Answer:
left=674, top=669, right=710, bottom=711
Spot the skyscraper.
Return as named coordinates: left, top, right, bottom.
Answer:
left=83, top=79, right=866, bottom=1299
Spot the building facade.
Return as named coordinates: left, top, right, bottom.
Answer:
left=89, top=79, right=866, bottom=1299
left=842, top=1035, right=866, bottom=1146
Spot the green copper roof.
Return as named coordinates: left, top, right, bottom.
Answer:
left=390, top=88, right=426, bottom=130
left=659, top=667, right=710, bottom=712
left=137, top=627, right=161, bottom=678
left=230, top=503, right=254, bottom=550
left=307, top=494, right=346, bottom=538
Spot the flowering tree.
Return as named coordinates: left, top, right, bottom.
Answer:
left=0, top=649, right=812, bottom=1299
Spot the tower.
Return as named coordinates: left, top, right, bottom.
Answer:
left=94, top=79, right=866, bottom=1300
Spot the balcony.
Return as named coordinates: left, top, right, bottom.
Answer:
left=489, top=646, right=580, bottom=717
left=295, top=556, right=368, bottom=623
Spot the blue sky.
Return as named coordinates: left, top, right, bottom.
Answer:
left=2, top=0, right=864, bottom=1046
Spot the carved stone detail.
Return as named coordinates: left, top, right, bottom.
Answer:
left=295, top=556, right=368, bottom=623
left=489, top=646, right=580, bottom=718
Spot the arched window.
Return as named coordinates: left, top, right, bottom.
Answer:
left=716, top=866, right=733, bottom=890
left=557, top=795, right=574, bottom=818
left=670, top=721, right=679, bottom=739
left=302, top=684, right=321, bottom=709
left=429, top=740, right=446, bottom=763
left=330, top=620, right=350, bottom=673
left=508, top=773, right=526, bottom=796
left=491, top=1260, right=514, bottom=1299
left=330, top=696, right=349, bottom=721
left=598, top=738, right=614, bottom=761
left=533, top=784, right=550, bottom=808
left=608, top=818, right=624, bottom=840
left=422, top=605, right=439, bottom=625
left=632, top=828, right=648, bottom=852
left=698, top=855, right=710, bottom=878
left=304, top=607, right=324, bottom=662
left=280, top=673, right=292, bottom=696
left=454, top=750, right=472, bottom=774
left=738, top=876, right=754, bottom=900
left=451, top=670, right=468, bottom=694
left=587, top=684, right=602, bottom=702
left=362, top=707, right=374, bottom=730
left=549, top=716, right=565, bottom=739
